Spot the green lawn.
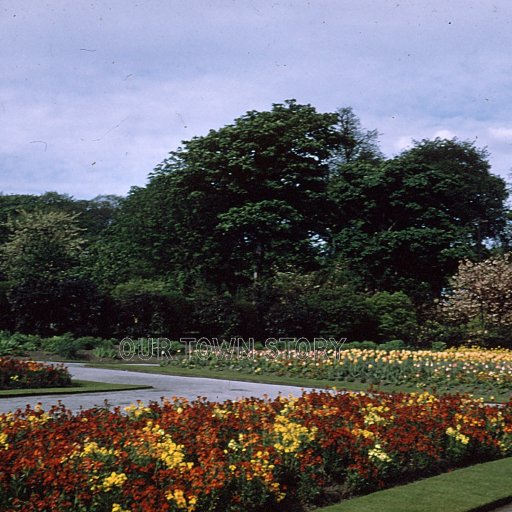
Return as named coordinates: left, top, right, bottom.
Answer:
left=316, top=457, right=512, bottom=512
left=87, top=363, right=511, bottom=403
left=0, top=379, right=152, bottom=398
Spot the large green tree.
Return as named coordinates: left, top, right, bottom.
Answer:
left=113, top=100, right=341, bottom=291
left=328, top=138, right=509, bottom=300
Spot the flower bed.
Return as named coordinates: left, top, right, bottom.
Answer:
left=0, top=357, right=71, bottom=390
left=165, top=347, right=512, bottom=395
left=1, top=391, right=511, bottom=511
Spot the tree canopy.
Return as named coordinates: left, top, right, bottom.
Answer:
left=114, top=100, right=342, bottom=291
left=0, top=101, right=510, bottom=343
left=328, top=138, right=508, bottom=300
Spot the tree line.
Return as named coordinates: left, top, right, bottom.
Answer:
left=1, top=100, right=511, bottom=346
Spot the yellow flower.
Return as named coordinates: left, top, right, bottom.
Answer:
left=0, top=432, right=9, bottom=450
left=368, top=444, right=392, bottom=463
left=165, top=489, right=197, bottom=511
left=272, top=414, right=316, bottom=453
left=446, top=426, right=470, bottom=445
left=102, top=472, right=128, bottom=492
left=140, top=421, right=193, bottom=470
left=112, top=504, right=131, bottom=512
left=352, top=428, right=375, bottom=440
left=81, top=440, right=117, bottom=458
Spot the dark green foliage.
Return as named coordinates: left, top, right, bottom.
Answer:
left=114, top=290, right=191, bottom=339
left=0, top=192, right=122, bottom=245
left=1, top=210, right=85, bottom=283
left=45, top=333, right=83, bottom=359
left=312, top=287, right=378, bottom=341
left=0, top=331, right=40, bottom=355
left=368, top=291, right=418, bottom=344
left=189, top=292, right=242, bottom=338
left=264, top=296, right=324, bottom=339
left=113, top=100, right=340, bottom=290
left=8, top=279, right=107, bottom=337
left=0, top=281, right=14, bottom=331
left=328, top=138, right=508, bottom=300
left=260, top=268, right=379, bottom=341
left=0, top=104, right=509, bottom=344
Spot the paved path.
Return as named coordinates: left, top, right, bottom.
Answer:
left=492, top=504, right=512, bottom=511
left=0, top=363, right=311, bottom=414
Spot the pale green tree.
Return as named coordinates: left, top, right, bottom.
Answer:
left=1, top=210, right=85, bottom=282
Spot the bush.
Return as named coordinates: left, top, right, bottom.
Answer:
left=309, top=288, right=378, bottom=341
left=259, top=270, right=378, bottom=341
left=264, top=296, right=323, bottom=339
left=45, top=334, right=83, bottom=359
left=0, top=281, right=14, bottom=331
left=189, top=293, right=241, bottom=338
left=114, top=290, right=190, bottom=338
left=0, top=332, right=41, bottom=356
left=8, top=278, right=108, bottom=337
left=417, top=319, right=476, bottom=348
left=368, top=291, right=418, bottom=344
left=380, top=339, right=406, bottom=350
left=92, top=339, right=118, bottom=359
left=0, top=357, right=71, bottom=389
left=431, top=341, right=447, bottom=351
left=343, top=340, right=378, bottom=350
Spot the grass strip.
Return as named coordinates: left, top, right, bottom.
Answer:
left=0, top=380, right=152, bottom=398
left=88, top=363, right=414, bottom=391
left=86, top=363, right=510, bottom=403
left=315, top=457, right=512, bottom=512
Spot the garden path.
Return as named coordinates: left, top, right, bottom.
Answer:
left=0, top=363, right=311, bottom=413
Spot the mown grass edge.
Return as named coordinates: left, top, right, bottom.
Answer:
left=315, top=457, right=512, bottom=512
left=0, top=380, right=152, bottom=398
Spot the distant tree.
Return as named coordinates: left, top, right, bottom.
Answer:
left=368, top=291, right=418, bottom=344
left=330, top=107, right=383, bottom=166
left=0, top=192, right=122, bottom=246
left=440, top=254, right=512, bottom=328
left=328, top=138, right=509, bottom=301
left=0, top=210, right=85, bottom=283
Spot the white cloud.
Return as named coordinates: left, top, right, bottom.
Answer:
left=488, top=127, right=512, bottom=142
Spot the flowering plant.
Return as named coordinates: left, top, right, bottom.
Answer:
left=0, top=357, right=71, bottom=390
left=1, top=390, right=511, bottom=511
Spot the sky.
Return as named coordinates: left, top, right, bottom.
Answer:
left=1, top=0, right=512, bottom=199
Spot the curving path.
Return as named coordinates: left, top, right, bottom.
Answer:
left=0, top=363, right=311, bottom=414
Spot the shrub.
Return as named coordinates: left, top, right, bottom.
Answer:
left=45, top=334, right=83, bottom=359
left=0, top=281, right=14, bottom=331
left=0, top=332, right=40, bottom=356
left=0, top=357, right=71, bottom=389
left=93, top=340, right=118, bottom=359
left=380, top=339, right=406, bottom=350
left=368, top=291, right=418, bottom=344
left=115, top=290, right=190, bottom=338
left=189, top=293, right=241, bottom=338
left=74, top=336, right=108, bottom=350
left=8, top=278, right=107, bottom=337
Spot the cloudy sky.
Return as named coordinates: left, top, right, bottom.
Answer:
left=1, top=1, right=512, bottom=199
